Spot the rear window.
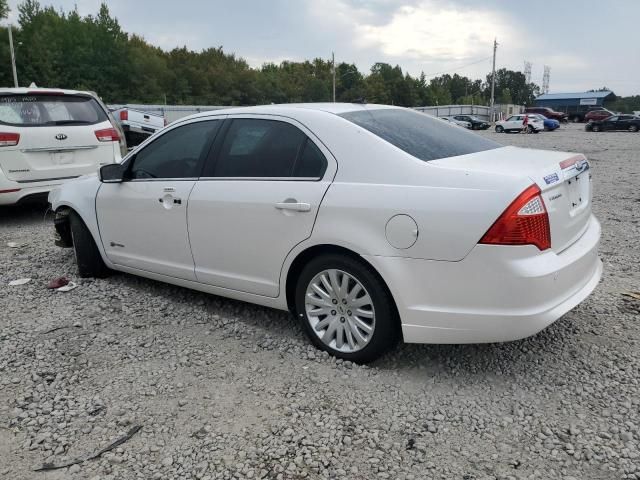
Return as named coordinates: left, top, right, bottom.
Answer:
left=339, top=108, right=501, bottom=162
left=0, top=94, right=108, bottom=127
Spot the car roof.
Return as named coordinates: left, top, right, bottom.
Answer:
left=182, top=102, right=400, bottom=121
left=0, top=87, right=97, bottom=96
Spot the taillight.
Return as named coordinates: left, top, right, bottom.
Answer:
left=95, top=128, right=120, bottom=142
left=119, top=110, right=128, bottom=121
left=0, top=132, right=20, bottom=147
left=479, top=184, right=551, bottom=251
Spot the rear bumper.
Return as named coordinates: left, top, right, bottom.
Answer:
left=0, top=174, right=74, bottom=205
left=365, top=214, right=602, bottom=344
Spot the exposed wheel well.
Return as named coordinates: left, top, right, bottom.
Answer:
left=285, top=244, right=402, bottom=335
left=53, top=206, right=74, bottom=248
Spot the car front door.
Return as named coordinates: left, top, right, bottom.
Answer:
left=187, top=116, right=336, bottom=297
left=96, top=119, right=222, bottom=280
left=506, top=115, right=520, bottom=130
left=603, top=116, right=617, bottom=130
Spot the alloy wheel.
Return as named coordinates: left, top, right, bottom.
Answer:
left=304, top=269, right=376, bottom=353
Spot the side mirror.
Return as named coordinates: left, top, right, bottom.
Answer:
left=99, top=163, right=127, bottom=183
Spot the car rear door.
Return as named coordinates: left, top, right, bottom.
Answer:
left=187, top=115, right=337, bottom=297
left=0, top=93, right=119, bottom=183
left=96, top=118, right=222, bottom=280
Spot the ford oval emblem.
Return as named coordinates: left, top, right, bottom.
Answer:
left=55, top=133, right=68, bottom=141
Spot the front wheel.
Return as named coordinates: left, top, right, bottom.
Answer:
left=592, top=125, right=601, bottom=132
left=295, top=255, right=398, bottom=363
left=629, top=125, right=638, bottom=132
left=495, top=125, right=504, bottom=133
left=527, top=125, right=535, bottom=133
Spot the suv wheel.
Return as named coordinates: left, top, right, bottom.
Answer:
left=495, top=125, right=504, bottom=133
left=295, top=254, right=398, bottom=363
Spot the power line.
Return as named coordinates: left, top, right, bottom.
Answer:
left=422, top=55, right=493, bottom=78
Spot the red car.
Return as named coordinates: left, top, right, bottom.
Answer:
left=524, top=107, right=568, bottom=123
left=584, top=109, right=614, bottom=122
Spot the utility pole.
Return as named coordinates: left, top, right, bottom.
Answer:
left=489, top=38, right=497, bottom=123
left=8, top=25, right=19, bottom=88
left=332, top=51, right=336, bottom=103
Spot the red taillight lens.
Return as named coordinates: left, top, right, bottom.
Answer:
left=479, top=184, right=551, bottom=251
left=95, top=128, right=120, bottom=142
left=0, top=132, right=20, bottom=147
left=119, top=110, right=128, bottom=121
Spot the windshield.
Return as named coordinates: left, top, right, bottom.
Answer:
left=339, top=108, right=501, bottom=162
left=0, top=94, right=108, bottom=127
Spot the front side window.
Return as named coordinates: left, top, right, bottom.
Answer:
left=0, top=94, right=107, bottom=126
left=339, top=109, right=501, bottom=162
left=210, top=119, right=325, bottom=178
left=129, top=120, right=220, bottom=179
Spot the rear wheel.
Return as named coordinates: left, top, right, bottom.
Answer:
left=295, top=254, right=398, bottom=363
left=69, top=211, right=109, bottom=278
left=629, top=125, right=638, bottom=132
left=592, top=125, right=601, bottom=132
left=495, top=125, right=504, bottom=133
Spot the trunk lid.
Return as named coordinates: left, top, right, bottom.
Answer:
left=431, top=146, right=593, bottom=253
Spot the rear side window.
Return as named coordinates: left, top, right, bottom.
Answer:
left=339, top=109, right=501, bottom=162
left=209, top=119, right=326, bottom=178
left=0, top=94, right=108, bottom=126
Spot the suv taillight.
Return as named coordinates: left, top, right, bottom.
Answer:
left=119, top=110, right=128, bottom=121
left=479, top=184, right=551, bottom=251
left=95, top=128, right=120, bottom=142
left=0, top=132, right=20, bottom=147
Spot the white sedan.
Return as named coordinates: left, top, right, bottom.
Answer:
left=495, top=114, right=545, bottom=133
left=49, top=104, right=602, bottom=362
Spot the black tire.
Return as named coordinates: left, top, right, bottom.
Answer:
left=527, top=125, right=535, bottom=133
left=294, top=254, right=399, bottom=363
left=592, top=125, right=601, bottom=132
left=572, top=115, right=581, bottom=123
left=69, top=211, right=109, bottom=278
left=495, top=125, right=504, bottom=133
left=629, top=125, right=638, bottom=132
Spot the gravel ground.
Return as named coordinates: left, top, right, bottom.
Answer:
left=1, top=123, right=639, bottom=480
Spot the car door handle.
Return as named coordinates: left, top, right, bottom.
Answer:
left=158, top=197, right=182, bottom=205
left=275, top=201, right=311, bottom=212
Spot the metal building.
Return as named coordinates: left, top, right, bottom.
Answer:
left=534, top=91, right=615, bottom=122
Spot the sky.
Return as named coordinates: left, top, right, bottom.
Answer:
left=4, top=0, right=640, bottom=96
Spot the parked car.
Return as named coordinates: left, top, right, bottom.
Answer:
left=440, top=116, right=472, bottom=128
left=584, top=109, right=614, bottom=123
left=49, top=104, right=602, bottom=363
left=452, top=115, right=490, bottom=130
left=111, top=107, right=166, bottom=148
left=0, top=87, right=124, bottom=205
left=527, top=114, right=560, bottom=131
left=585, top=115, right=640, bottom=132
left=495, top=114, right=545, bottom=133
left=525, top=107, right=568, bottom=123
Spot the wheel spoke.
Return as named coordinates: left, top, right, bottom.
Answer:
left=310, top=283, right=331, bottom=302
left=345, top=325, right=357, bottom=350
left=350, top=293, right=372, bottom=308
left=347, top=318, right=368, bottom=345
left=322, top=320, right=338, bottom=344
left=328, top=270, right=342, bottom=297
left=306, top=293, right=332, bottom=309
left=315, top=316, right=333, bottom=331
left=335, top=323, right=344, bottom=349
left=352, top=316, right=373, bottom=334
left=355, top=307, right=374, bottom=319
left=345, top=283, right=362, bottom=303
left=320, top=273, right=334, bottom=297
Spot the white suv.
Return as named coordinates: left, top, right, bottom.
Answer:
left=0, top=88, right=125, bottom=205
left=495, top=114, right=544, bottom=134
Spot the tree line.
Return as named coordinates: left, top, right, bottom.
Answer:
left=0, top=1, right=637, bottom=112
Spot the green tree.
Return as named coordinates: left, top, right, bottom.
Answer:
left=0, top=0, right=9, bottom=19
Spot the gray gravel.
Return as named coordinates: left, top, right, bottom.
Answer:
left=1, top=123, right=639, bottom=479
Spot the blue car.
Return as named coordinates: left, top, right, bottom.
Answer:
left=530, top=114, right=560, bottom=131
